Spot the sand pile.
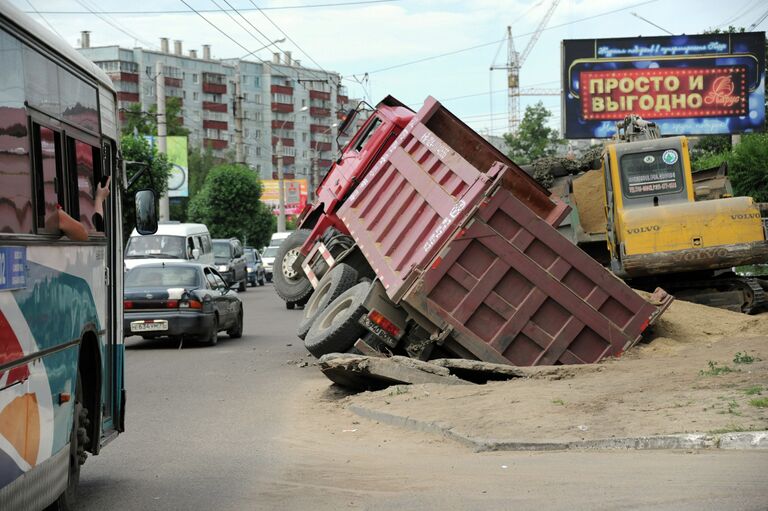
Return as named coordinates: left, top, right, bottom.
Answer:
left=571, top=170, right=606, bottom=235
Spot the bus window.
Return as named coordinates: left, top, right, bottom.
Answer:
left=69, top=138, right=102, bottom=235
left=34, top=125, right=63, bottom=234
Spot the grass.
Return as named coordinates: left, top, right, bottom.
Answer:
left=388, top=386, right=409, bottom=396
left=699, top=361, right=733, bottom=376
left=749, top=397, right=768, bottom=408
left=551, top=398, right=565, bottom=406
left=733, top=352, right=760, bottom=365
left=745, top=386, right=764, bottom=396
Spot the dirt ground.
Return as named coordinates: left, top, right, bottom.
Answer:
left=342, top=299, right=768, bottom=442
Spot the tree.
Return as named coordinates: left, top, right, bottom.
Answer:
left=120, top=97, right=189, bottom=137
left=187, top=164, right=275, bottom=248
left=121, top=135, right=171, bottom=243
left=503, top=102, right=563, bottom=164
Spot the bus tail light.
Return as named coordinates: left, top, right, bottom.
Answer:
left=124, top=300, right=133, bottom=309
left=166, top=300, right=179, bottom=308
left=367, top=310, right=401, bottom=338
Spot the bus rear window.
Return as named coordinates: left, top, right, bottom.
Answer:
left=620, top=149, right=684, bottom=198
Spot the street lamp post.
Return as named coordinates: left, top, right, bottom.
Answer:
left=310, top=122, right=337, bottom=201
left=276, top=105, right=308, bottom=232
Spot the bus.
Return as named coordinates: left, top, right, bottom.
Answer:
left=0, top=2, right=155, bottom=509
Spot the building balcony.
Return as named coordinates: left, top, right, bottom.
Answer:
left=271, top=120, right=294, bottom=130
left=310, top=106, right=331, bottom=117
left=203, top=119, right=228, bottom=130
left=271, top=136, right=294, bottom=147
left=204, top=138, right=228, bottom=150
left=310, top=123, right=332, bottom=133
left=338, top=95, right=349, bottom=104
left=202, top=82, right=227, bottom=94
left=318, top=159, right=333, bottom=168
left=107, top=71, right=139, bottom=83
left=271, top=102, right=294, bottom=114
left=165, top=77, right=183, bottom=88
left=202, top=101, right=227, bottom=113
left=309, top=90, right=331, bottom=101
left=271, top=160, right=295, bottom=171
left=311, top=141, right=332, bottom=152
left=270, top=84, right=293, bottom=96
left=117, top=91, right=139, bottom=102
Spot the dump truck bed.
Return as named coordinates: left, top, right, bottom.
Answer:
left=337, top=97, right=668, bottom=366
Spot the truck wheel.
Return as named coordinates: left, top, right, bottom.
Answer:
left=297, top=263, right=358, bottom=340
left=304, top=281, right=370, bottom=358
left=273, top=229, right=314, bottom=306
left=238, top=278, right=247, bottom=292
left=52, top=372, right=89, bottom=511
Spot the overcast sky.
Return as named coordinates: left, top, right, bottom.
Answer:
left=11, top=0, right=768, bottom=136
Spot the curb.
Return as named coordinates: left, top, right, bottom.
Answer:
left=347, top=404, right=768, bottom=452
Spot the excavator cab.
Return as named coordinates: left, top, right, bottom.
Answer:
left=601, top=116, right=768, bottom=312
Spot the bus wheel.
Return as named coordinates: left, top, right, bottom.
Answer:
left=52, top=373, right=89, bottom=510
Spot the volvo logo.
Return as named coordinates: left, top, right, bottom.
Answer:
left=731, top=213, right=760, bottom=220
left=626, top=225, right=660, bottom=235
left=145, top=293, right=154, bottom=299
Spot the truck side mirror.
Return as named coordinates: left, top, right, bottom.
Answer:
left=134, top=189, right=158, bottom=235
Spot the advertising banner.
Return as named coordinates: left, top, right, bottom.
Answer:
left=261, top=179, right=308, bottom=216
left=144, top=135, right=189, bottom=197
left=562, top=32, right=765, bottom=138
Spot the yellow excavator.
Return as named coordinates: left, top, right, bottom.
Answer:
left=551, top=116, right=768, bottom=313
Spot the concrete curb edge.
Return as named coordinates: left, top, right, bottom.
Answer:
left=347, top=404, right=768, bottom=452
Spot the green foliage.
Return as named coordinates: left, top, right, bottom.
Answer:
left=692, top=133, right=768, bottom=202
left=733, top=352, right=759, bottom=365
left=744, top=385, right=763, bottom=396
left=121, top=135, right=171, bottom=243
left=120, top=97, right=188, bottom=137
left=187, top=164, right=274, bottom=248
left=749, top=397, right=768, bottom=408
left=503, top=102, right=563, bottom=165
left=690, top=135, right=730, bottom=163
left=699, top=360, right=733, bottom=376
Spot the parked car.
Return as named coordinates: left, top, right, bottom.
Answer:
left=123, top=263, right=243, bottom=346
left=244, top=247, right=266, bottom=286
left=261, top=245, right=279, bottom=283
left=124, top=222, right=214, bottom=271
left=213, top=238, right=247, bottom=291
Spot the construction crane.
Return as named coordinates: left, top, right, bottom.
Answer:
left=491, top=0, right=561, bottom=134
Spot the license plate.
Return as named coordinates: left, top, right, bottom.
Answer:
left=131, top=320, right=168, bottom=332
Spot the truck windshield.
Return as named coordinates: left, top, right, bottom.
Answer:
left=125, top=235, right=186, bottom=258
left=620, top=149, right=684, bottom=198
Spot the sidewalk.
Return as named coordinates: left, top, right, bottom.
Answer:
left=343, top=299, right=768, bottom=451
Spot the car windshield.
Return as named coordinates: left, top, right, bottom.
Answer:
left=213, top=242, right=232, bottom=258
left=262, top=246, right=278, bottom=257
left=125, top=235, right=186, bottom=258
left=244, top=252, right=256, bottom=263
left=125, top=266, right=201, bottom=288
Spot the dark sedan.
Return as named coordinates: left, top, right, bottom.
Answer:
left=124, top=263, right=243, bottom=346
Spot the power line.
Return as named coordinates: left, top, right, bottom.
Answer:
left=27, top=0, right=400, bottom=15
left=25, top=0, right=62, bottom=38
left=354, top=0, right=657, bottom=76
left=74, top=0, right=156, bottom=49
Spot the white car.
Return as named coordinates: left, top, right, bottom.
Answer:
left=261, top=245, right=279, bottom=282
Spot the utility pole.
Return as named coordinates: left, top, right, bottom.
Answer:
left=276, top=138, right=286, bottom=232
left=234, top=67, right=244, bottom=164
left=155, top=60, right=169, bottom=221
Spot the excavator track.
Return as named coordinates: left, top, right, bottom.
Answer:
left=658, top=276, right=767, bottom=315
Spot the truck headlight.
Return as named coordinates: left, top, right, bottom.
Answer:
left=218, top=265, right=228, bottom=272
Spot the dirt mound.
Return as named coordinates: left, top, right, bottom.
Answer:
left=571, top=170, right=606, bottom=235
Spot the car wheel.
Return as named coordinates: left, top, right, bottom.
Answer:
left=227, top=307, right=243, bottom=338
left=304, top=281, right=370, bottom=358
left=297, top=263, right=358, bottom=340
left=203, top=315, right=218, bottom=346
left=238, top=277, right=247, bottom=292
left=273, top=229, right=313, bottom=306
left=286, top=301, right=295, bottom=310
left=258, top=273, right=266, bottom=286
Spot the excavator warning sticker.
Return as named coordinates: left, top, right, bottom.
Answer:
left=662, top=150, right=678, bottom=165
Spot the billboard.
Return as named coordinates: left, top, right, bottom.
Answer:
left=562, top=32, right=765, bottom=138
left=261, top=179, right=308, bottom=216
left=144, top=135, right=189, bottom=197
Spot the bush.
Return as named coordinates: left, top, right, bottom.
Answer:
left=692, top=133, right=768, bottom=202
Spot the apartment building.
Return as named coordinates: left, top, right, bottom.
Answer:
left=77, top=34, right=351, bottom=183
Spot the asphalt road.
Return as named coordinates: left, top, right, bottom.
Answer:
left=76, top=284, right=768, bottom=510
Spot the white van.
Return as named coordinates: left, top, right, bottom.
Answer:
left=269, top=231, right=292, bottom=247
left=124, top=223, right=214, bottom=270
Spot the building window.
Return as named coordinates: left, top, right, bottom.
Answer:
left=193, top=73, right=199, bottom=84
left=302, top=132, right=307, bottom=142
left=301, top=98, right=306, bottom=107
left=254, top=77, right=260, bottom=87
left=193, top=92, right=199, bottom=101
left=183, top=90, right=186, bottom=99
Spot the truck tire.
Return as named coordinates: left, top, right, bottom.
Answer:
left=304, top=281, right=370, bottom=358
left=297, top=263, right=359, bottom=340
left=52, top=372, right=89, bottom=511
left=273, top=229, right=314, bottom=306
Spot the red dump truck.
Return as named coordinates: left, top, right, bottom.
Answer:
left=272, top=96, right=671, bottom=366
